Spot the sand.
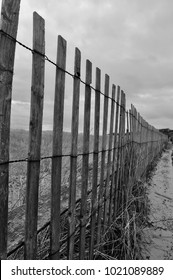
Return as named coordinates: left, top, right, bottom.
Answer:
left=142, top=144, right=173, bottom=260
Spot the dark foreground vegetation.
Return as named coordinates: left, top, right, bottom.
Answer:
left=8, top=130, right=166, bottom=260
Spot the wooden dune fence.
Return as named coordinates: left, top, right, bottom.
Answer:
left=0, top=0, right=168, bottom=260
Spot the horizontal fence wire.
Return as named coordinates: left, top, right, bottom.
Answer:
left=0, top=139, right=164, bottom=166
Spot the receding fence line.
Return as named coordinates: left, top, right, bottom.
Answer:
left=0, top=0, right=168, bottom=260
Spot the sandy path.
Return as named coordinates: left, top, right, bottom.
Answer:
left=142, top=145, right=173, bottom=259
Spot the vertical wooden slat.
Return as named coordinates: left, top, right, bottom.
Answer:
left=146, top=122, right=148, bottom=170
left=146, top=122, right=149, bottom=170
left=133, top=106, right=138, bottom=185
left=137, top=113, right=140, bottom=177
left=138, top=114, right=142, bottom=179
left=24, top=12, right=45, bottom=260
left=127, top=107, right=133, bottom=199
left=133, top=107, right=137, bottom=189
left=126, top=111, right=130, bottom=143
left=129, top=108, right=133, bottom=143
left=115, top=89, right=123, bottom=213
left=130, top=105, right=136, bottom=186
left=142, top=120, right=145, bottom=170
left=89, top=67, right=101, bottom=259
left=139, top=114, right=143, bottom=178
left=141, top=117, right=144, bottom=175
left=103, top=84, right=115, bottom=226
left=121, top=91, right=126, bottom=211
left=144, top=121, right=147, bottom=171
left=0, top=0, right=21, bottom=260
left=119, top=91, right=126, bottom=214
left=97, top=74, right=109, bottom=242
left=148, top=125, right=152, bottom=165
left=51, top=35, right=66, bottom=260
left=68, top=48, right=81, bottom=259
left=149, top=125, right=152, bottom=164
left=135, top=110, right=140, bottom=210
left=79, top=60, right=92, bottom=260
left=142, top=119, right=145, bottom=173
left=111, top=86, right=120, bottom=222
left=125, top=110, right=130, bottom=204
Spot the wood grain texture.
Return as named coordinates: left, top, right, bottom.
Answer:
left=51, top=35, right=66, bottom=260
left=114, top=86, right=122, bottom=214
left=111, top=86, right=120, bottom=222
left=79, top=59, right=92, bottom=260
left=24, top=12, right=45, bottom=260
left=0, top=0, right=21, bottom=260
left=97, top=74, right=109, bottom=243
left=68, top=48, right=81, bottom=260
left=103, top=84, right=115, bottom=226
left=89, top=67, right=101, bottom=259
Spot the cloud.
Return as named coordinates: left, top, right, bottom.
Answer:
left=1, top=0, right=172, bottom=130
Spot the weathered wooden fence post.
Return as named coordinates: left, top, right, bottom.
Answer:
left=89, top=67, right=101, bottom=259
left=103, top=84, right=115, bottom=226
left=79, top=59, right=92, bottom=259
left=115, top=90, right=124, bottom=214
left=112, top=86, right=120, bottom=221
left=68, top=47, right=81, bottom=260
left=120, top=91, right=126, bottom=213
left=0, top=0, right=21, bottom=260
left=51, top=35, right=67, bottom=260
left=97, top=74, right=109, bottom=242
left=24, top=12, right=45, bottom=260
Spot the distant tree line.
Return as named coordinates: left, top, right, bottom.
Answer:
left=159, top=128, right=173, bottom=142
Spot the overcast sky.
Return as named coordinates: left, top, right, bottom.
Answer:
left=1, top=0, right=173, bottom=131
